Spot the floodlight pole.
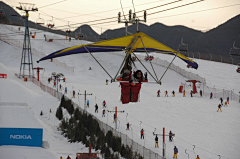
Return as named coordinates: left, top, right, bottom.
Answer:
left=17, top=3, right=38, bottom=78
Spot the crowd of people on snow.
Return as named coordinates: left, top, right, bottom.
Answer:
left=48, top=72, right=226, bottom=159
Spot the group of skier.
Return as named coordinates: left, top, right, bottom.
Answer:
left=217, top=97, right=229, bottom=112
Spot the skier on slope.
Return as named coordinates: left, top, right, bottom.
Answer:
left=220, top=97, right=223, bottom=105
left=102, top=109, right=105, bottom=117
left=65, top=87, right=67, bottom=94
left=126, top=122, right=130, bottom=130
left=172, top=90, right=175, bottom=97
left=95, top=104, right=98, bottom=113
left=155, top=135, right=159, bottom=148
left=200, top=90, right=202, bottom=97
left=169, top=130, right=173, bottom=142
left=217, top=103, right=222, bottom=112
left=165, top=91, right=168, bottom=97
left=196, top=155, right=200, bottom=159
left=140, top=129, right=144, bottom=139
left=59, top=84, right=62, bottom=91
left=173, top=146, right=178, bottom=158
left=113, top=113, right=116, bottom=123
left=190, top=90, right=193, bottom=97
left=183, top=90, right=186, bottom=97
left=73, top=90, right=75, bottom=98
left=103, top=100, right=106, bottom=108
left=227, top=97, right=229, bottom=104
left=87, top=100, right=89, bottom=107
left=210, top=92, right=213, bottom=99
left=157, top=89, right=160, bottom=97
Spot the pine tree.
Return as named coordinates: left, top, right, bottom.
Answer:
left=56, top=106, right=63, bottom=120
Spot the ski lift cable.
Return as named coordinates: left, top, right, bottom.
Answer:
left=53, top=0, right=185, bottom=28
left=58, top=0, right=170, bottom=20
left=147, top=3, right=240, bottom=22
left=139, top=36, right=159, bottom=81
left=38, top=0, right=68, bottom=9
left=119, top=0, right=127, bottom=21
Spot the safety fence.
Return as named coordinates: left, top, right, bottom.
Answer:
left=113, top=52, right=206, bottom=84
left=0, top=24, right=74, bottom=73
left=181, top=82, right=240, bottom=103
left=29, top=76, right=164, bottom=159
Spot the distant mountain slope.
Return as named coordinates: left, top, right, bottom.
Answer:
left=1, top=1, right=239, bottom=58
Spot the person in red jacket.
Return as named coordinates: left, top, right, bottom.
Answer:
left=140, top=128, right=144, bottom=139
left=157, top=89, right=160, bottom=97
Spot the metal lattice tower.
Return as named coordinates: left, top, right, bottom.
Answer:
left=17, top=3, right=38, bottom=78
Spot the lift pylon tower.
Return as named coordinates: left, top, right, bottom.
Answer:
left=17, top=3, right=38, bottom=78
left=118, top=9, right=147, bottom=35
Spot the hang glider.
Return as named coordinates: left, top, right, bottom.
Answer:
left=37, top=32, right=198, bottom=70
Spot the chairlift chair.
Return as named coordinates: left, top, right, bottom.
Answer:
left=47, top=16, right=54, bottom=28
left=229, top=41, right=240, bottom=56
left=36, top=13, right=44, bottom=25
left=178, top=38, right=188, bottom=55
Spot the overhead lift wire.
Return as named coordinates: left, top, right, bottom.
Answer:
left=38, top=0, right=68, bottom=9
left=59, top=0, right=169, bottom=20
left=54, top=0, right=184, bottom=29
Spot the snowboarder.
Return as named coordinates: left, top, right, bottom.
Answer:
left=172, top=90, right=175, bottom=97
left=126, top=122, right=130, bottom=130
left=157, top=89, right=160, bottom=97
left=65, top=87, right=67, bottom=94
left=169, top=130, right=173, bottom=142
left=210, top=92, right=213, bottom=99
left=196, top=155, right=200, bottom=159
left=173, top=146, right=178, bottom=158
left=73, top=90, right=75, bottom=98
left=165, top=91, right=168, bottom=97
left=217, top=104, right=222, bottom=112
left=95, top=104, right=98, bottom=113
left=140, top=128, right=144, bottom=139
left=60, top=156, right=63, bottom=159
left=113, top=113, right=116, bottom=123
left=155, top=135, right=159, bottom=148
left=106, top=79, right=108, bottom=85
left=227, top=97, right=229, bottom=104
left=103, top=100, right=106, bottom=108
left=59, top=84, right=62, bottom=91
left=87, top=100, right=89, bottom=107
left=220, top=97, right=223, bottom=104
left=102, top=109, right=105, bottom=117
left=200, top=90, right=202, bottom=97
left=183, top=90, right=186, bottom=97
left=190, top=90, right=193, bottom=97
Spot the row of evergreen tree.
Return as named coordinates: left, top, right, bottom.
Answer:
left=56, top=96, right=143, bottom=159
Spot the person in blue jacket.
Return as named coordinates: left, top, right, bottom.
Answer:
left=173, top=146, right=178, bottom=158
left=87, top=100, right=89, bottom=107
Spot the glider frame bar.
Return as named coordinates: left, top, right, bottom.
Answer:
left=113, top=36, right=140, bottom=82
left=139, top=36, right=159, bottom=81
left=132, top=52, right=159, bottom=84
left=158, top=52, right=179, bottom=84
left=83, top=45, right=113, bottom=80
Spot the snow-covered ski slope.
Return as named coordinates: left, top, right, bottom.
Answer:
left=0, top=24, right=240, bottom=159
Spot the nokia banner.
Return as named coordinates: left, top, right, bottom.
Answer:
left=0, top=128, right=43, bottom=147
